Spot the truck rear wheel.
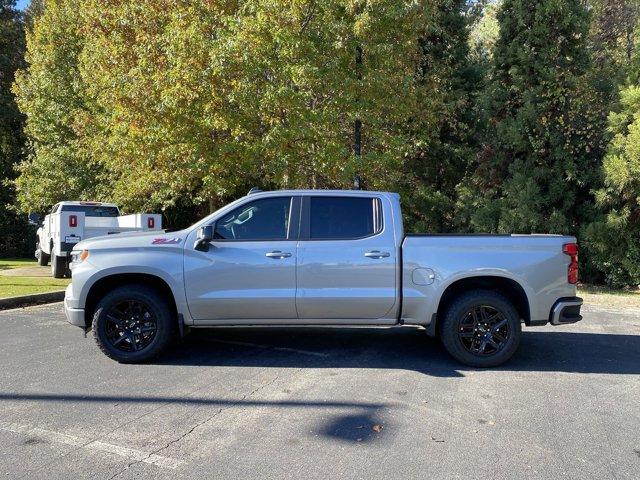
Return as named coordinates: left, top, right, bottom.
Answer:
left=92, top=285, right=174, bottom=363
left=36, top=240, right=49, bottom=266
left=51, top=253, right=67, bottom=278
left=440, top=290, right=521, bottom=368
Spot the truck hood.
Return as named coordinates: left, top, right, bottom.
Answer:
left=73, top=230, right=187, bottom=251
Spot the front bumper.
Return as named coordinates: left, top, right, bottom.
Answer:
left=549, top=297, right=583, bottom=325
left=64, top=284, right=85, bottom=328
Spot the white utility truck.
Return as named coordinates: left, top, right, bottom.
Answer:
left=34, top=201, right=162, bottom=278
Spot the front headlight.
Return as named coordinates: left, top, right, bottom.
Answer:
left=71, top=249, right=89, bottom=264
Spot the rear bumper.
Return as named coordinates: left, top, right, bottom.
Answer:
left=549, top=297, right=583, bottom=325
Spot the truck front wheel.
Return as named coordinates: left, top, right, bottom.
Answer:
left=92, top=285, right=175, bottom=363
left=440, top=290, right=521, bottom=368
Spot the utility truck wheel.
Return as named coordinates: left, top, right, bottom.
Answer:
left=36, top=241, right=49, bottom=266
left=51, top=253, right=66, bottom=278
left=92, top=285, right=174, bottom=363
left=440, top=290, right=521, bottom=368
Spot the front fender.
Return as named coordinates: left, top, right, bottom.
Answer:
left=69, top=246, right=191, bottom=323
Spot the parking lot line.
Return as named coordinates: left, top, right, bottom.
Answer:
left=0, top=421, right=184, bottom=469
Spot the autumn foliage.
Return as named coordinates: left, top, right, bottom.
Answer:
left=5, top=0, right=640, bottom=286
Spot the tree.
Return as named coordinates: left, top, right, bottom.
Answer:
left=468, top=0, right=501, bottom=65
left=0, top=0, right=31, bottom=257
left=457, top=0, right=609, bottom=237
left=15, top=0, right=441, bottom=216
left=13, top=0, right=109, bottom=214
left=401, top=0, right=485, bottom=232
left=584, top=65, right=640, bottom=287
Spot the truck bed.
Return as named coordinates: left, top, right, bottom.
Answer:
left=400, top=233, right=576, bottom=326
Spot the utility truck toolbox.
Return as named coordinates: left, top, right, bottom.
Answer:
left=63, top=189, right=582, bottom=367
left=34, top=201, right=162, bottom=278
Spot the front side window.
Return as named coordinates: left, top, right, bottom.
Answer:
left=214, top=197, right=292, bottom=241
left=309, top=196, right=381, bottom=240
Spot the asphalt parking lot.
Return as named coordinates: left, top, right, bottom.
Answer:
left=0, top=303, right=638, bottom=479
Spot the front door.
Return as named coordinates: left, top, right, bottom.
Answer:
left=296, top=195, right=397, bottom=320
left=184, top=196, right=299, bottom=320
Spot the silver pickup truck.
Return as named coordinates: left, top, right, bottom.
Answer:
left=64, top=189, right=582, bottom=367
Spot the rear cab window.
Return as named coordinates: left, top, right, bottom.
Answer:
left=307, top=196, right=383, bottom=240
left=60, top=205, right=120, bottom=217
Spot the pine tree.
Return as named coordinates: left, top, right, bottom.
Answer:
left=458, top=0, right=609, bottom=236
left=401, top=0, right=485, bottom=233
left=584, top=38, right=640, bottom=287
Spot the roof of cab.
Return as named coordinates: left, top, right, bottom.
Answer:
left=245, top=189, right=398, bottom=197
left=56, top=201, right=119, bottom=207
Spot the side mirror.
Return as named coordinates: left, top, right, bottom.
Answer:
left=28, top=213, right=41, bottom=226
left=195, top=225, right=213, bottom=251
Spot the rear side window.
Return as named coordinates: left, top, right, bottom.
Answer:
left=309, top=197, right=382, bottom=240
left=214, top=197, right=292, bottom=241
left=60, top=205, right=120, bottom=217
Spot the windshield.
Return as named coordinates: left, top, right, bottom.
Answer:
left=60, top=205, right=120, bottom=217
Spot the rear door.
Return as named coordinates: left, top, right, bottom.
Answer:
left=184, top=195, right=300, bottom=321
left=295, top=195, right=397, bottom=321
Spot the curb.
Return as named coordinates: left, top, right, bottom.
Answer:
left=0, top=291, right=65, bottom=311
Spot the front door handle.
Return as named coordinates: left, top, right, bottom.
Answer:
left=265, top=251, right=292, bottom=259
left=364, top=250, right=390, bottom=259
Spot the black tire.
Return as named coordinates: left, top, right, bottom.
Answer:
left=36, top=241, right=49, bottom=266
left=51, top=253, right=66, bottom=278
left=92, top=285, right=175, bottom=363
left=440, top=289, right=521, bottom=368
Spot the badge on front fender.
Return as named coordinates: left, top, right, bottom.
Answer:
left=152, top=238, right=181, bottom=245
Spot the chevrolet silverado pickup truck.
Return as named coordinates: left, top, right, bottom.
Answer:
left=64, top=189, right=583, bottom=367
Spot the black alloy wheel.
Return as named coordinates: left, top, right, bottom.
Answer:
left=456, top=305, right=510, bottom=356
left=104, top=300, right=158, bottom=352
left=92, top=285, right=174, bottom=363
left=440, top=289, right=521, bottom=367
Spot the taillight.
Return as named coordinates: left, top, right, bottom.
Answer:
left=147, top=217, right=155, bottom=229
left=563, top=243, right=578, bottom=284
left=69, top=215, right=77, bottom=228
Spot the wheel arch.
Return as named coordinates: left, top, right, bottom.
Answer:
left=84, top=273, right=178, bottom=329
left=434, top=275, right=531, bottom=335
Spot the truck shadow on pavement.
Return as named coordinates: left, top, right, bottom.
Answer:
left=156, top=326, right=640, bottom=376
left=0, top=326, right=637, bottom=445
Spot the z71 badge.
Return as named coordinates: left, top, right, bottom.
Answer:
left=152, top=237, right=181, bottom=245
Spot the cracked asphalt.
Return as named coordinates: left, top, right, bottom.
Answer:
left=0, top=302, right=638, bottom=479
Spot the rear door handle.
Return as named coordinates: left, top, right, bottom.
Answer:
left=364, top=251, right=390, bottom=259
left=265, top=251, right=292, bottom=259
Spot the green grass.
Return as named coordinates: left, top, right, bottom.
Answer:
left=578, top=284, right=640, bottom=297
left=0, top=258, right=37, bottom=271
left=578, top=284, right=640, bottom=309
left=0, top=257, right=69, bottom=299
left=0, top=276, right=69, bottom=299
